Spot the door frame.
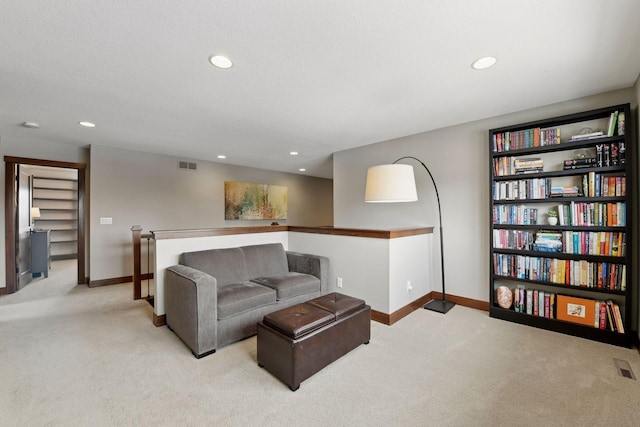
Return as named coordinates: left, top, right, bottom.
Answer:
left=4, top=156, right=86, bottom=293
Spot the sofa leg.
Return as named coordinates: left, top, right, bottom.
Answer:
left=289, top=384, right=300, bottom=392
left=258, top=363, right=264, bottom=368
left=194, top=348, right=216, bottom=359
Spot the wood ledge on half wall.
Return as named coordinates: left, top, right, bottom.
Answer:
left=150, top=225, right=434, bottom=240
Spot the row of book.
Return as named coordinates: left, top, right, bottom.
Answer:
left=581, top=172, right=625, bottom=197
left=563, top=143, right=626, bottom=170
left=493, top=229, right=535, bottom=250
left=492, top=253, right=627, bottom=291
left=493, top=205, right=540, bottom=225
left=502, top=286, right=556, bottom=319
left=557, top=202, right=625, bottom=227
left=493, top=229, right=626, bottom=257
left=531, top=231, right=562, bottom=252
left=495, top=140, right=626, bottom=177
left=606, top=110, right=624, bottom=137
left=497, top=287, right=625, bottom=333
left=492, top=157, right=544, bottom=176
left=492, top=127, right=561, bottom=153
left=493, top=178, right=551, bottom=201
left=549, top=185, right=579, bottom=198
left=563, top=231, right=625, bottom=257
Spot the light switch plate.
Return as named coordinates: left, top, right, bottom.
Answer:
left=100, top=217, right=113, bottom=225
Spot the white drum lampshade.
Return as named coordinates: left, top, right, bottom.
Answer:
left=364, top=164, right=418, bottom=203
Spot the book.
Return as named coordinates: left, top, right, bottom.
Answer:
left=557, top=295, right=596, bottom=326
left=563, top=158, right=597, bottom=167
left=612, top=303, right=625, bottom=334
left=607, top=111, right=619, bottom=137
left=568, top=131, right=604, bottom=142
left=617, top=112, right=625, bottom=135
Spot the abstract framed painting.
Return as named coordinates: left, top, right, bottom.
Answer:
left=224, top=181, right=288, bottom=220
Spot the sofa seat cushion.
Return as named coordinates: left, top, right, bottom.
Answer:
left=251, top=273, right=320, bottom=300
left=217, top=282, right=276, bottom=320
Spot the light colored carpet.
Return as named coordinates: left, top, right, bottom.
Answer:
left=1, top=260, right=639, bottom=426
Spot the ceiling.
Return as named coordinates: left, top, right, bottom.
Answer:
left=2, top=1, right=640, bottom=179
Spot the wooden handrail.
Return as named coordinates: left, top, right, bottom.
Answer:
left=131, top=226, right=143, bottom=300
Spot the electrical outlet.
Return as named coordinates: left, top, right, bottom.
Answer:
left=406, top=280, right=413, bottom=292
left=337, top=277, right=343, bottom=288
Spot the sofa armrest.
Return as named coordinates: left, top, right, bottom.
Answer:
left=165, top=264, right=218, bottom=357
left=286, top=252, right=330, bottom=295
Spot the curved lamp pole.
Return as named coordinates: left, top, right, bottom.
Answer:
left=365, top=156, right=455, bottom=314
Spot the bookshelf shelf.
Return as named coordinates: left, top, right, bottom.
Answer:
left=32, top=176, right=78, bottom=261
left=489, top=103, right=634, bottom=346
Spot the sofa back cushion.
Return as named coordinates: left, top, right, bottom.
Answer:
left=181, top=247, right=249, bottom=288
left=241, top=243, right=289, bottom=279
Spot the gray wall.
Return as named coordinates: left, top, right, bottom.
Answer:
left=334, top=89, right=638, bottom=305
left=89, top=145, right=333, bottom=281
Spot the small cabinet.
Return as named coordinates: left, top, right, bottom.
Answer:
left=31, top=230, right=51, bottom=278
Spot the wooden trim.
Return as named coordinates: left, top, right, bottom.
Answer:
left=151, top=225, right=434, bottom=240
left=152, top=225, right=289, bottom=240
left=89, top=276, right=132, bottom=288
left=4, top=156, right=86, bottom=170
left=371, top=292, right=489, bottom=326
left=371, top=293, right=434, bottom=325
left=76, top=168, right=86, bottom=285
left=89, top=273, right=153, bottom=288
left=4, top=157, right=87, bottom=292
left=289, top=226, right=433, bottom=239
left=4, top=161, right=17, bottom=294
left=430, top=292, right=490, bottom=312
left=153, top=313, right=167, bottom=327
left=131, top=226, right=142, bottom=300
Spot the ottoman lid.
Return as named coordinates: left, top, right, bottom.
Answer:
left=263, top=303, right=334, bottom=339
left=307, top=292, right=365, bottom=319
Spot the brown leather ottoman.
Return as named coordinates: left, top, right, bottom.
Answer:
left=257, top=292, right=371, bottom=391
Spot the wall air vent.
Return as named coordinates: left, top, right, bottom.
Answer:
left=178, top=161, right=197, bottom=171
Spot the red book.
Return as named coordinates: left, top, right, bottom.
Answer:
left=544, top=294, right=550, bottom=318
left=599, top=302, right=607, bottom=329
left=609, top=264, right=617, bottom=290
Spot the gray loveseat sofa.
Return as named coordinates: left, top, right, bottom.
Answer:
left=165, top=243, right=329, bottom=358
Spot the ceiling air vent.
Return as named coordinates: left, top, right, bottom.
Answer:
left=178, top=161, right=197, bottom=171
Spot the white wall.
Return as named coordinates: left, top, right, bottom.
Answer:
left=89, top=145, right=333, bottom=282
left=288, top=232, right=431, bottom=313
left=154, top=232, right=289, bottom=316
left=334, top=89, right=637, bottom=306
left=0, top=135, right=89, bottom=289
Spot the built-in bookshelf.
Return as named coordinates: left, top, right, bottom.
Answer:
left=489, top=104, right=633, bottom=346
left=32, top=176, right=78, bottom=260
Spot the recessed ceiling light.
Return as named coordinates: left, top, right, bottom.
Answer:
left=290, top=151, right=299, bottom=156
left=78, top=121, right=96, bottom=128
left=299, top=168, right=306, bottom=172
left=217, top=155, right=227, bottom=159
left=209, top=55, right=233, bottom=69
left=472, top=56, right=497, bottom=70
left=22, top=121, right=40, bottom=129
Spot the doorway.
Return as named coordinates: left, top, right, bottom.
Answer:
left=4, top=156, right=86, bottom=294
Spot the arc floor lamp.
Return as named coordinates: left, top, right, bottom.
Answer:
left=365, top=156, right=455, bottom=314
